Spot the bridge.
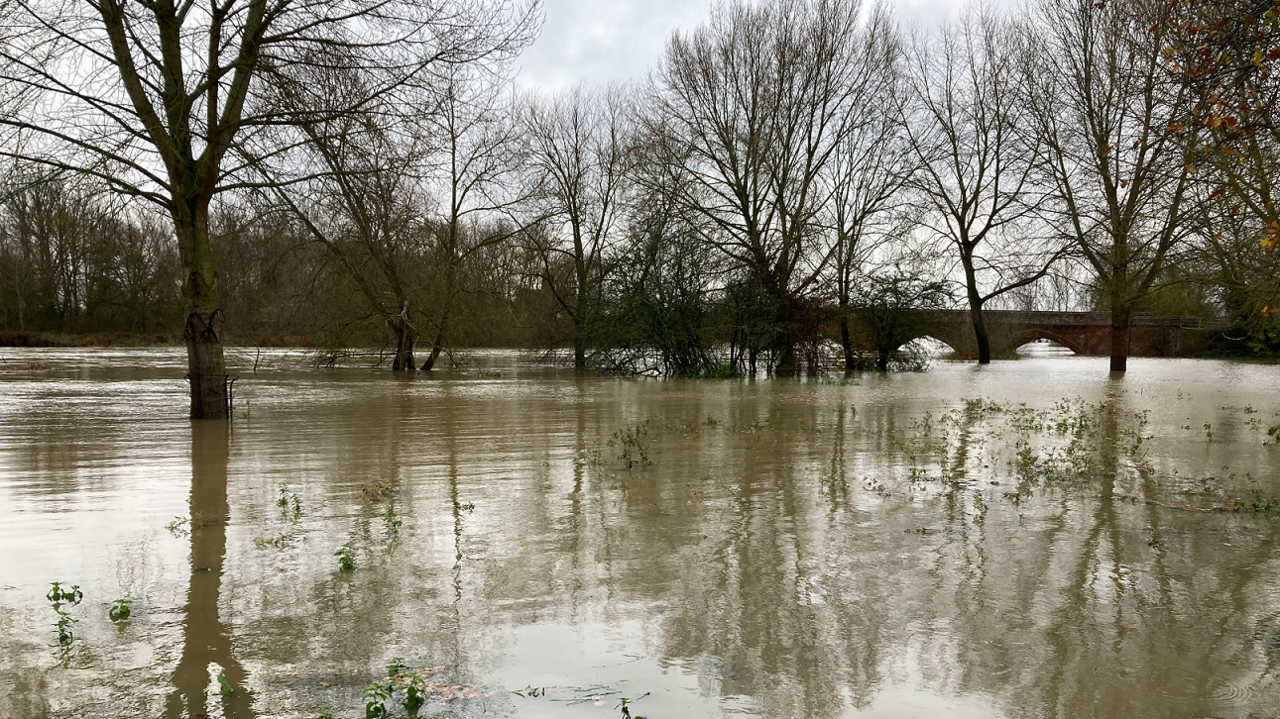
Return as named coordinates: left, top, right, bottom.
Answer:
left=880, top=310, right=1222, bottom=359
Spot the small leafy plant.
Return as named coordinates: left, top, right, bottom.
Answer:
left=386, top=657, right=409, bottom=676
left=47, top=582, right=82, bottom=605
left=53, top=608, right=76, bottom=644
left=616, top=693, right=649, bottom=719
left=278, top=483, right=303, bottom=521
left=610, top=420, right=651, bottom=468
left=403, top=684, right=425, bottom=713
left=217, top=671, right=234, bottom=697
left=47, top=582, right=82, bottom=645
left=363, top=681, right=393, bottom=719
left=108, top=598, right=132, bottom=622
left=335, top=546, right=357, bottom=572
left=384, top=658, right=426, bottom=713
left=382, top=503, right=403, bottom=538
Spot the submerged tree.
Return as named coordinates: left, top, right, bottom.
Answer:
left=1026, top=0, right=1200, bottom=372
left=419, top=67, right=534, bottom=370
left=0, top=0, right=540, bottom=415
left=827, top=12, right=913, bottom=371
left=850, top=261, right=954, bottom=372
left=525, top=85, right=633, bottom=369
left=905, top=6, right=1062, bottom=364
left=654, top=0, right=898, bottom=374
left=269, top=74, right=431, bottom=371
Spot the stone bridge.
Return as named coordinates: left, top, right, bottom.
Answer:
left=884, top=310, right=1220, bottom=359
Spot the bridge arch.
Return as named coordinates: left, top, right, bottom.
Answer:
left=898, top=335, right=960, bottom=356
left=1012, top=329, right=1084, bottom=355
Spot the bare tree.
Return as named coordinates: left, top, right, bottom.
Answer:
left=268, top=37, right=532, bottom=373
left=0, top=0, right=539, bottom=416
left=905, top=5, right=1062, bottom=364
left=418, top=66, right=533, bottom=370
left=1026, top=0, right=1199, bottom=372
left=827, top=28, right=913, bottom=371
left=654, top=0, right=898, bottom=374
left=524, top=85, right=632, bottom=369
left=0, top=169, right=181, bottom=333
left=269, top=73, right=431, bottom=371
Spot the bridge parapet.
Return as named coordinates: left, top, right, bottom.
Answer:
left=846, top=309, right=1223, bottom=359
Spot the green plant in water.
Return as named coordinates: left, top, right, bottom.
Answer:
left=277, top=484, right=302, bottom=521
left=403, top=684, right=425, bottom=714
left=217, top=671, right=234, bottom=697
left=384, top=658, right=430, bottom=713
left=363, top=481, right=395, bottom=499
left=47, top=582, right=82, bottom=605
left=386, top=657, right=409, bottom=676
left=610, top=420, right=651, bottom=468
left=53, top=607, right=76, bottom=644
left=616, top=693, right=649, bottom=719
left=47, top=581, right=82, bottom=645
left=382, top=503, right=403, bottom=538
left=335, top=546, right=357, bottom=572
left=1248, top=491, right=1279, bottom=514
left=165, top=515, right=190, bottom=536
left=254, top=533, right=290, bottom=549
left=1204, top=422, right=1214, bottom=442
left=515, top=685, right=545, bottom=698
left=108, top=598, right=131, bottom=622
left=363, top=681, right=393, bottom=719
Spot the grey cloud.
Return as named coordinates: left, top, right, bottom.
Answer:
left=514, top=0, right=1003, bottom=91
left=515, top=0, right=714, bottom=91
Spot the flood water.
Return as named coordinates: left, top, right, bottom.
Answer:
left=1, top=347, right=1278, bottom=719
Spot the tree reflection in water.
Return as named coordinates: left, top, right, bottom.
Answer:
left=166, top=421, right=255, bottom=719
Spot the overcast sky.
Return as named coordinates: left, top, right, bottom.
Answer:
left=514, top=0, right=970, bottom=91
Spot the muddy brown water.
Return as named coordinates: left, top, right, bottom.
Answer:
left=1, top=347, right=1278, bottom=719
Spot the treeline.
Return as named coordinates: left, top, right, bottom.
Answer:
left=2, top=0, right=1278, bottom=383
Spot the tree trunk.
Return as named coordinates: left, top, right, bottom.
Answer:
left=964, top=261, right=991, bottom=364
left=177, top=208, right=229, bottom=420
left=839, top=316, right=855, bottom=371
left=421, top=323, right=445, bottom=371
left=573, top=326, right=586, bottom=369
left=1109, top=300, right=1131, bottom=373
left=970, top=302, right=991, bottom=364
left=391, top=318, right=416, bottom=371
left=877, top=345, right=890, bottom=372
left=771, top=293, right=799, bottom=376
left=774, top=343, right=797, bottom=376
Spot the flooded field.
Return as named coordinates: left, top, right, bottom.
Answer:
left=1, top=348, right=1278, bottom=719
